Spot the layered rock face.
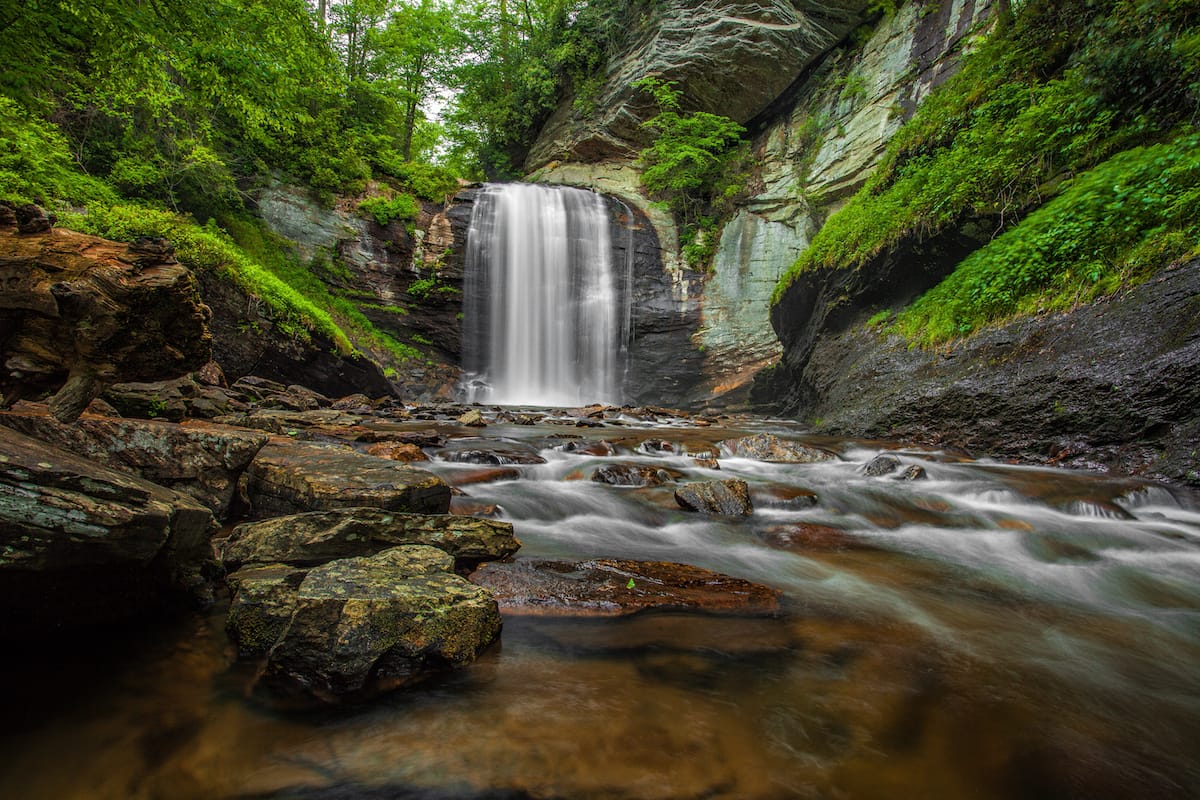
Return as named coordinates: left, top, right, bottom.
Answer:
left=526, top=0, right=869, bottom=170
left=251, top=179, right=466, bottom=400
left=0, top=212, right=212, bottom=421
left=526, top=1, right=991, bottom=407
left=776, top=259, right=1200, bottom=485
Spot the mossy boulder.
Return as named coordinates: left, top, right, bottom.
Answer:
left=245, top=546, right=502, bottom=704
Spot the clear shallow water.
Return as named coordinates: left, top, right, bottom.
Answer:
left=2, top=413, right=1199, bottom=799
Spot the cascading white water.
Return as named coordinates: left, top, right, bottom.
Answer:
left=462, top=183, right=631, bottom=406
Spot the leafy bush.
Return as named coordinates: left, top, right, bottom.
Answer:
left=894, top=132, right=1200, bottom=345
left=358, top=193, right=419, bottom=227
left=0, top=97, right=116, bottom=206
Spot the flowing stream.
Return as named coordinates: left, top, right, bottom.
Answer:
left=461, top=183, right=631, bottom=407
left=2, top=412, right=1198, bottom=799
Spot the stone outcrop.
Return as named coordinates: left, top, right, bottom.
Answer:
left=0, top=217, right=212, bottom=421
left=250, top=178, right=465, bottom=400
left=525, top=0, right=869, bottom=171
left=0, top=408, right=267, bottom=519
left=219, top=508, right=520, bottom=571
left=469, top=557, right=782, bottom=617
left=234, top=546, right=502, bottom=703
left=238, top=440, right=451, bottom=518
left=0, top=424, right=215, bottom=631
left=774, top=258, right=1200, bottom=485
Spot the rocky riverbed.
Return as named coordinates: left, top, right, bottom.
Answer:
left=2, top=381, right=1199, bottom=798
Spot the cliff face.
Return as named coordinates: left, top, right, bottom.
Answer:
left=527, top=0, right=993, bottom=406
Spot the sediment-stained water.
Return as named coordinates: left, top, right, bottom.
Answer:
left=2, top=413, right=1198, bottom=799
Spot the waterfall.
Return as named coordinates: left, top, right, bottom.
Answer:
left=462, top=183, right=632, bottom=406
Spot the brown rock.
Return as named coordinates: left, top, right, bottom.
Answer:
left=591, top=463, right=683, bottom=487
left=470, top=558, right=782, bottom=617
left=674, top=479, right=754, bottom=516
left=457, top=409, right=486, bottom=427
left=238, top=439, right=450, bottom=518
left=0, top=407, right=267, bottom=519
left=366, top=442, right=429, bottom=462
left=0, top=224, right=212, bottom=421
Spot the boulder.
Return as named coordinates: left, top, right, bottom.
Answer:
left=720, top=433, right=835, bottom=463
left=863, top=453, right=902, bottom=476
left=457, top=409, right=485, bottom=427
left=365, top=442, right=428, bottom=462
left=591, top=463, right=683, bottom=487
left=900, top=464, right=928, bottom=481
left=238, top=440, right=450, bottom=518
left=674, top=479, right=754, bottom=516
left=225, top=563, right=307, bottom=657
left=218, top=508, right=520, bottom=571
left=251, top=546, right=502, bottom=703
left=0, top=222, right=212, bottom=421
left=0, top=424, right=214, bottom=630
left=443, top=446, right=546, bottom=465
left=0, top=407, right=267, bottom=518
left=104, top=375, right=245, bottom=420
left=469, top=558, right=782, bottom=617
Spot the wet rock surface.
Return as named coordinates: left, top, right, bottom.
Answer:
left=674, top=479, right=755, bottom=516
left=470, top=558, right=783, bottom=617
left=721, top=433, right=835, bottom=463
left=772, top=258, right=1200, bottom=485
left=0, top=424, right=214, bottom=630
left=236, top=546, right=502, bottom=704
left=238, top=440, right=450, bottom=518
left=591, top=463, right=684, bottom=487
left=219, top=508, right=520, bottom=571
left=0, top=406, right=267, bottom=519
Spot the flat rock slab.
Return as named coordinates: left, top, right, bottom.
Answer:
left=238, top=546, right=502, bottom=703
left=591, top=463, right=683, bottom=487
left=219, top=507, right=520, bottom=571
left=239, top=440, right=450, bottom=518
left=0, top=424, right=213, bottom=629
left=470, top=558, right=782, bottom=617
left=720, top=433, right=836, bottom=464
left=0, top=408, right=267, bottom=519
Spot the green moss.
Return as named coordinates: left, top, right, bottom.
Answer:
left=64, top=204, right=356, bottom=353
left=772, top=0, right=1200, bottom=306
left=894, top=132, right=1200, bottom=345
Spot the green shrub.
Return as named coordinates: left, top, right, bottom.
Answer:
left=358, top=192, right=419, bottom=227
left=0, top=97, right=116, bottom=206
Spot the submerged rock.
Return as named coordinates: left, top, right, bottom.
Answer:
left=900, top=464, right=928, bottom=481
left=0, top=425, right=215, bottom=630
left=720, top=433, right=835, bottom=464
left=443, top=446, right=546, bottom=465
left=591, top=463, right=683, bottom=487
left=219, top=508, right=520, bottom=571
left=238, top=440, right=450, bottom=518
left=470, top=558, right=782, bottom=617
left=674, top=479, right=754, bottom=516
left=250, top=546, right=502, bottom=703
